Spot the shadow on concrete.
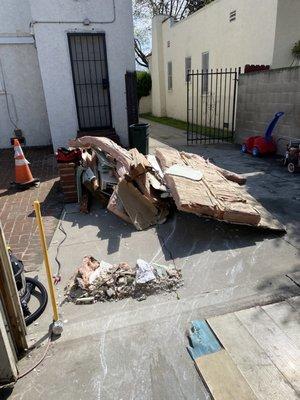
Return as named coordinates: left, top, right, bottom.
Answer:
left=60, top=203, right=281, bottom=260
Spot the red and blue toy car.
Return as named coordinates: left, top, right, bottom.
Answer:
left=242, top=112, right=285, bottom=157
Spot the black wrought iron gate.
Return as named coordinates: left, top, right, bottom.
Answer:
left=187, top=68, right=240, bottom=144
left=68, top=33, right=112, bottom=131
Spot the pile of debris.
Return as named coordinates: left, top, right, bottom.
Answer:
left=69, top=136, right=169, bottom=230
left=65, top=256, right=183, bottom=303
left=69, top=135, right=285, bottom=232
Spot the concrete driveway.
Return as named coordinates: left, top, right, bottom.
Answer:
left=6, top=122, right=300, bottom=400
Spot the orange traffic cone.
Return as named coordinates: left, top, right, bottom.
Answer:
left=13, top=139, right=39, bottom=188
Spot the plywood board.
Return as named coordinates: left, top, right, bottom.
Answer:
left=195, top=349, right=258, bottom=400
left=236, top=306, right=300, bottom=392
left=208, top=313, right=298, bottom=400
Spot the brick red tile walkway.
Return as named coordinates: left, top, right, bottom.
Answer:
left=0, top=146, right=64, bottom=271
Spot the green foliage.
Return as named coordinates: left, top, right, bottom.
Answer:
left=292, top=40, right=300, bottom=59
left=137, top=71, right=152, bottom=102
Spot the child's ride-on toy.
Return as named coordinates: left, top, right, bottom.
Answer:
left=242, top=112, right=285, bottom=157
left=284, top=140, right=300, bottom=173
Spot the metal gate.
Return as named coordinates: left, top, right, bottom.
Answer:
left=68, top=33, right=112, bottom=131
left=187, top=68, right=240, bottom=144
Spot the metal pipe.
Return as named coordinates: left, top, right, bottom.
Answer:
left=30, top=0, right=116, bottom=26
left=34, top=201, right=59, bottom=322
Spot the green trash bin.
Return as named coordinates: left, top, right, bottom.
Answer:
left=129, top=123, right=150, bottom=155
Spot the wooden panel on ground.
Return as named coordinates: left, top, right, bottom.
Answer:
left=0, top=224, right=27, bottom=356
left=236, top=306, right=300, bottom=392
left=262, top=300, right=300, bottom=347
left=195, top=349, right=258, bottom=400
left=208, top=312, right=298, bottom=400
left=0, top=300, right=18, bottom=384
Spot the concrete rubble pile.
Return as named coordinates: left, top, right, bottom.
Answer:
left=65, top=256, right=183, bottom=303
left=69, top=136, right=285, bottom=232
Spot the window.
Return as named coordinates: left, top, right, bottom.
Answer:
left=167, top=61, right=173, bottom=90
left=229, top=10, right=236, bottom=22
left=185, top=57, right=191, bottom=82
left=167, top=40, right=170, bottom=48
left=202, top=52, right=209, bottom=93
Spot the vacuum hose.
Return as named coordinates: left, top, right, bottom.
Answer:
left=23, top=277, right=48, bottom=326
left=10, top=251, right=48, bottom=326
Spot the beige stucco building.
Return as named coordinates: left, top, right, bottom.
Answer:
left=150, top=0, right=300, bottom=120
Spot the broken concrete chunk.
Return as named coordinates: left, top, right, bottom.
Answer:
left=65, top=256, right=183, bottom=303
left=106, top=288, right=115, bottom=298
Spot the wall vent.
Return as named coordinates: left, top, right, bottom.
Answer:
left=229, top=10, right=236, bottom=22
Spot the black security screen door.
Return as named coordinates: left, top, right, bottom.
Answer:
left=68, top=33, right=112, bottom=130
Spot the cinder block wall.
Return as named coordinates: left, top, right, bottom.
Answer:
left=235, top=67, right=300, bottom=154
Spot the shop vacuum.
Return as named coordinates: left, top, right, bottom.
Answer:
left=10, top=250, right=48, bottom=326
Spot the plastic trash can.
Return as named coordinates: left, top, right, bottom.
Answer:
left=129, top=123, right=150, bottom=155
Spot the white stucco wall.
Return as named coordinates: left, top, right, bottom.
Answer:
left=29, top=0, right=135, bottom=149
left=151, top=15, right=167, bottom=117
left=0, top=0, right=32, bottom=33
left=272, top=0, right=300, bottom=68
left=152, top=0, right=279, bottom=120
left=0, top=44, right=51, bottom=148
left=0, top=0, right=51, bottom=148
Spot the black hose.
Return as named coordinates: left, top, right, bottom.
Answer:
left=24, top=277, right=48, bottom=326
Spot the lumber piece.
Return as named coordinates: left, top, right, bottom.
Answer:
left=0, top=224, right=27, bottom=355
left=195, top=349, right=258, bottom=400
left=69, top=136, right=132, bottom=172
left=208, top=313, right=298, bottom=400
left=133, top=172, right=158, bottom=204
left=116, top=179, right=161, bottom=230
left=262, top=300, right=300, bottom=349
left=129, top=148, right=151, bottom=177
left=210, top=162, right=247, bottom=185
left=236, top=306, right=300, bottom=391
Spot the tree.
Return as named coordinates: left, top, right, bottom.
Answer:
left=137, top=71, right=152, bottom=105
left=133, top=0, right=214, bottom=68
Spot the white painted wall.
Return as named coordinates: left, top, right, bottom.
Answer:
left=29, top=0, right=135, bottom=149
left=272, top=0, right=300, bottom=68
left=0, top=0, right=51, bottom=148
left=151, top=15, right=167, bottom=117
left=164, top=0, right=277, bottom=120
left=152, top=0, right=286, bottom=120
left=0, top=0, right=32, bottom=33
left=0, top=44, right=51, bottom=148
